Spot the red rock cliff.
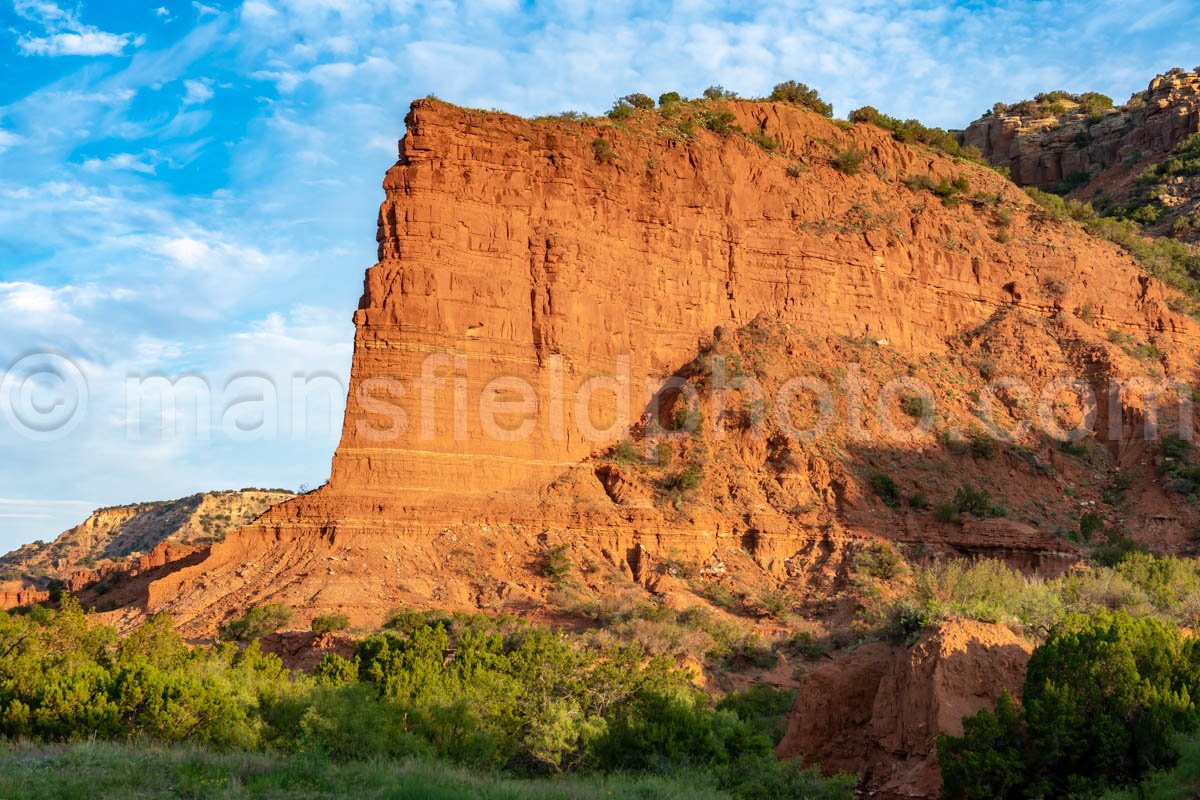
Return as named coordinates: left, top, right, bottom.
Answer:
left=127, top=97, right=1200, bottom=635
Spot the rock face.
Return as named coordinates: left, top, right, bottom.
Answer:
left=98, top=96, right=1200, bottom=636
left=0, top=490, right=292, bottom=609
left=776, top=620, right=1033, bottom=799
left=961, top=70, right=1200, bottom=241
left=961, top=70, right=1200, bottom=187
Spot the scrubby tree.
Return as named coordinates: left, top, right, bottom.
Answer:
left=217, top=604, right=294, bottom=642
left=621, top=92, right=654, bottom=110
left=940, top=611, right=1200, bottom=798
left=768, top=80, right=833, bottom=117
left=939, top=691, right=1028, bottom=800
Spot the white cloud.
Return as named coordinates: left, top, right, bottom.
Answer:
left=14, top=1, right=144, bottom=58
left=182, top=78, right=215, bottom=106
left=12, top=0, right=72, bottom=25
left=19, top=30, right=144, bottom=57
left=0, top=131, right=23, bottom=154
left=0, top=282, right=132, bottom=332
left=81, top=152, right=157, bottom=174
left=0, top=282, right=77, bottom=321
left=242, top=1, right=280, bottom=24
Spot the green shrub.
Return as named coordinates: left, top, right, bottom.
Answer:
left=869, top=473, right=901, bottom=508
left=716, top=686, right=797, bottom=745
left=900, top=391, right=932, bottom=419
left=767, top=81, right=833, bottom=117
left=665, top=465, right=704, bottom=492
left=1045, top=169, right=1091, bottom=195
left=701, top=110, right=739, bottom=137
left=856, top=542, right=903, bottom=579
left=1078, top=511, right=1103, bottom=543
left=591, top=138, right=616, bottom=163
left=748, top=129, right=778, bottom=152
left=884, top=600, right=933, bottom=644
left=658, top=91, right=683, bottom=107
left=382, top=607, right=452, bottom=636
left=542, top=545, right=572, bottom=579
left=934, top=502, right=962, bottom=524
left=848, top=106, right=879, bottom=124
left=831, top=147, right=865, bottom=175
left=310, top=614, right=350, bottom=635
left=968, top=430, right=998, bottom=459
left=610, top=439, right=641, bottom=464
left=938, top=690, right=1028, bottom=800
left=953, top=484, right=1003, bottom=518
left=592, top=688, right=767, bottom=771
left=218, top=604, right=294, bottom=642
left=702, top=85, right=737, bottom=101
left=607, top=100, right=633, bottom=120
left=861, top=111, right=987, bottom=164
left=0, top=598, right=862, bottom=796
left=621, top=92, right=654, bottom=110
left=942, top=611, right=1200, bottom=798
left=906, top=173, right=937, bottom=192
left=1077, top=92, right=1114, bottom=115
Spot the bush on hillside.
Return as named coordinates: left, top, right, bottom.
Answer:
left=310, top=613, right=350, bottom=634
left=768, top=81, right=833, bottom=117
left=218, top=603, right=294, bottom=642
left=831, top=147, right=865, bottom=175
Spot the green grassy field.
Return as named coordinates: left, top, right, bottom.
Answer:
left=0, top=741, right=731, bottom=800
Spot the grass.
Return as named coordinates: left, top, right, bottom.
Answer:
left=0, top=742, right=734, bottom=800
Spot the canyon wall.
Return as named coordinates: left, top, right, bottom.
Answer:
left=118, top=97, right=1200, bottom=634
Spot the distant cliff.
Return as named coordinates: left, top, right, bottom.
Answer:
left=0, top=489, right=293, bottom=607
left=960, top=68, right=1200, bottom=242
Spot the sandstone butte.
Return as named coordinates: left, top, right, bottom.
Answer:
left=112, top=93, right=1200, bottom=636
left=10, top=91, right=1200, bottom=798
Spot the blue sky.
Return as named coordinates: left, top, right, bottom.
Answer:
left=0, top=0, right=1196, bottom=551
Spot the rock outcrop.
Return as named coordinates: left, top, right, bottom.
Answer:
left=0, top=490, right=292, bottom=609
left=961, top=70, right=1200, bottom=187
left=74, top=95, right=1200, bottom=637
left=777, top=619, right=1033, bottom=798
left=961, top=69, right=1200, bottom=240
